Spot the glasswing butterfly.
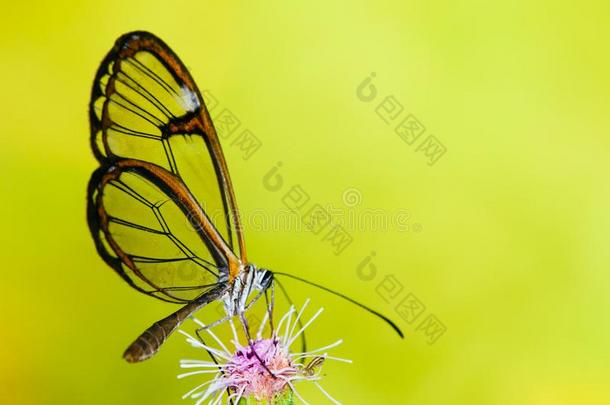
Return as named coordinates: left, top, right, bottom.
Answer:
left=87, top=31, right=403, bottom=363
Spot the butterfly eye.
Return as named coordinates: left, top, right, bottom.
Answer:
left=259, top=270, right=274, bottom=290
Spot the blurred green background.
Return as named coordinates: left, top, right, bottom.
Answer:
left=1, top=1, right=609, bottom=404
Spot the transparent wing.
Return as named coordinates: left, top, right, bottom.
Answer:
left=89, top=31, right=246, bottom=266
left=87, top=160, right=232, bottom=303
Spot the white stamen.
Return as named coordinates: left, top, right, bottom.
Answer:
left=291, top=339, right=344, bottom=356
left=325, top=355, right=352, bottom=364
left=229, top=318, right=239, bottom=348
left=179, top=361, right=228, bottom=369
left=287, top=307, right=324, bottom=347
left=192, top=318, right=231, bottom=356
left=286, top=379, right=309, bottom=405
left=181, top=379, right=215, bottom=399
left=180, top=331, right=206, bottom=349
left=293, top=354, right=353, bottom=364
left=314, top=381, right=342, bottom=405
left=256, top=307, right=270, bottom=339
left=177, top=369, right=224, bottom=379
left=180, top=359, right=218, bottom=365
left=288, top=376, right=322, bottom=383
left=210, top=386, right=224, bottom=405
left=178, top=330, right=230, bottom=360
left=287, top=299, right=310, bottom=345
left=194, top=379, right=225, bottom=405
left=229, top=386, right=246, bottom=404
left=276, top=305, right=295, bottom=338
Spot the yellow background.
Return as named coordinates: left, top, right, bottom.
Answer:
left=1, top=1, right=609, bottom=404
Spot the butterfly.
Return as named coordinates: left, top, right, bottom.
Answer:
left=87, top=31, right=402, bottom=363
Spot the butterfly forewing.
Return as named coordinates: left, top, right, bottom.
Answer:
left=89, top=31, right=245, bottom=267
left=88, top=32, right=245, bottom=303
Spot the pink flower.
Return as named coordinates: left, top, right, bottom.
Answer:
left=178, top=299, right=350, bottom=404
left=227, top=338, right=292, bottom=399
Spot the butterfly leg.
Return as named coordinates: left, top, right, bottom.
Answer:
left=241, top=284, right=275, bottom=339
left=239, top=312, right=276, bottom=378
left=193, top=331, right=235, bottom=405
left=194, top=313, right=231, bottom=340
left=264, top=282, right=275, bottom=337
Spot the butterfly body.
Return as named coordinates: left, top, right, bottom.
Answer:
left=121, top=263, right=272, bottom=363
left=224, top=264, right=273, bottom=317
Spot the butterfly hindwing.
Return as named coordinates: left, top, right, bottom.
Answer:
left=88, top=160, right=233, bottom=303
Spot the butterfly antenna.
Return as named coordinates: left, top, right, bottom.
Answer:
left=273, top=272, right=404, bottom=338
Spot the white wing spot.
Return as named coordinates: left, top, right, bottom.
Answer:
left=179, top=85, right=199, bottom=112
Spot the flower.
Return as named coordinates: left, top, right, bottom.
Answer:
left=177, top=299, right=350, bottom=404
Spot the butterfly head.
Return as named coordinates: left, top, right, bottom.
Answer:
left=253, top=267, right=274, bottom=291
